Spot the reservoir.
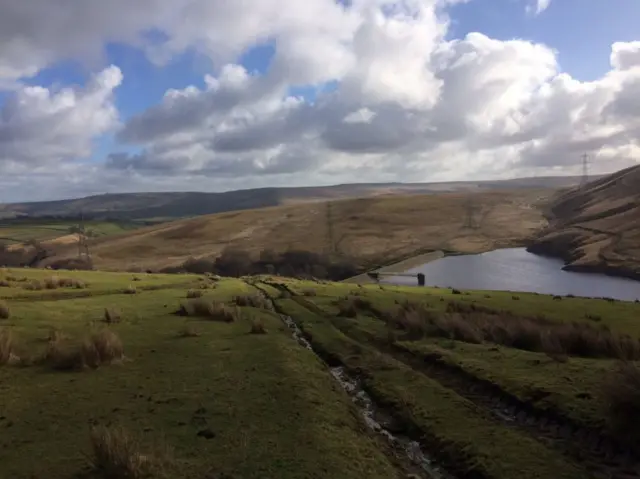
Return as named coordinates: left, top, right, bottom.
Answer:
left=383, top=248, right=640, bottom=302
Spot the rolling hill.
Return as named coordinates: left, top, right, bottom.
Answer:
left=40, top=188, right=552, bottom=272
left=0, top=175, right=588, bottom=221
left=528, top=164, right=640, bottom=279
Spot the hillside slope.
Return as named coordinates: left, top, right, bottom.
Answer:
left=43, top=189, right=551, bottom=271
left=5, top=269, right=640, bottom=478
left=528, top=165, right=640, bottom=279
left=0, top=175, right=587, bottom=221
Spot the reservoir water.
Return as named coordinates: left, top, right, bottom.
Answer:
left=383, top=248, right=640, bottom=302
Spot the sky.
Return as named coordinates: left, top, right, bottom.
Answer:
left=1, top=0, right=640, bottom=202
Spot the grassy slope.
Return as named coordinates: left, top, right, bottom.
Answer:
left=529, top=164, right=640, bottom=277
left=3, top=268, right=637, bottom=478
left=277, top=279, right=640, bottom=431
left=0, top=221, right=140, bottom=245
left=274, top=298, right=584, bottom=479
left=0, top=270, right=397, bottom=479
left=46, top=189, right=551, bottom=271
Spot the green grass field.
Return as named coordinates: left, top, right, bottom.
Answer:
left=1, top=268, right=640, bottom=478
left=0, top=220, right=141, bottom=244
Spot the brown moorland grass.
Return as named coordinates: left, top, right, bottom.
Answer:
left=0, top=300, right=9, bottom=319
left=40, top=189, right=551, bottom=271
left=234, top=293, right=269, bottom=309
left=45, top=330, right=124, bottom=371
left=177, top=322, right=199, bottom=338
left=338, top=301, right=358, bottom=318
left=104, top=308, right=122, bottom=324
left=89, top=425, right=167, bottom=479
left=23, top=279, right=44, bottom=291
left=178, top=298, right=236, bottom=322
left=358, top=299, right=640, bottom=360
left=335, top=295, right=379, bottom=319
left=43, top=276, right=88, bottom=290
left=529, top=164, right=640, bottom=277
left=249, top=318, right=267, bottom=335
left=603, top=362, right=640, bottom=448
left=0, top=328, right=15, bottom=364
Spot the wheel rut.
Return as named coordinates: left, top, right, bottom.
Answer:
left=285, top=291, right=640, bottom=479
left=249, top=281, right=458, bottom=479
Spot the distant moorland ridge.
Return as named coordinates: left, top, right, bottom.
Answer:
left=0, top=175, right=590, bottom=221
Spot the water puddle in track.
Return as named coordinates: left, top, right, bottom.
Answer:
left=278, top=311, right=449, bottom=479
left=250, top=284, right=452, bottom=478
left=280, top=314, right=313, bottom=350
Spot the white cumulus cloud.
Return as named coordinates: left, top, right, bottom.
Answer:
left=0, top=66, right=122, bottom=171
left=0, top=0, right=638, bottom=201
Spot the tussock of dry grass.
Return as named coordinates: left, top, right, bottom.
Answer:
left=5, top=275, right=28, bottom=283
left=89, top=425, right=164, bottom=479
left=0, top=301, right=10, bottom=319
left=45, top=330, right=124, bottom=371
left=603, top=362, right=640, bottom=448
left=302, top=289, right=317, bottom=297
left=177, top=322, right=199, bottom=338
left=124, top=285, right=137, bottom=295
left=23, top=280, right=43, bottom=291
left=67, top=278, right=88, bottom=289
left=91, top=330, right=124, bottom=364
left=386, top=301, right=640, bottom=360
left=249, top=318, right=267, bottom=335
left=338, top=301, right=358, bottom=318
left=43, top=276, right=88, bottom=290
left=336, top=295, right=378, bottom=319
left=47, top=328, right=66, bottom=343
left=44, top=276, right=60, bottom=289
left=445, top=301, right=501, bottom=316
left=0, top=328, right=15, bottom=365
left=178, top=299, right=236, bottom=322
left=234, top=294, right=269, bottom=309
left=186, top=290, right=203, bottom=299
left=104, top=308, right=122, bottom=324
left=0, top=279, right=10, bottom=287
left=433, top=314, right=484, bottom=344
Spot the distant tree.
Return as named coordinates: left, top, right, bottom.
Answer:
left=214, top=249, right=252, bottom=277
left=182, top=257, right=216, bottom=274
left=311, top=263, right=328, bottom=279
left=49, top=256, right=94, bottom=271
left=259, top=249, right=279, bottom=265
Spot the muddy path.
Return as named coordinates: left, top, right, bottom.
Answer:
left=249, top=281, right=456, bottom=479
left=334, top=320, right=640, bottom=479
left=284, top=292, right=640, bottom=479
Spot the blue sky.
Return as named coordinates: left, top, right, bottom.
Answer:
left=17, top=0, right=639, bottom=121
left=1, top=0, right=639, bottom=201
left=448, top=0, right=640, bottom=81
